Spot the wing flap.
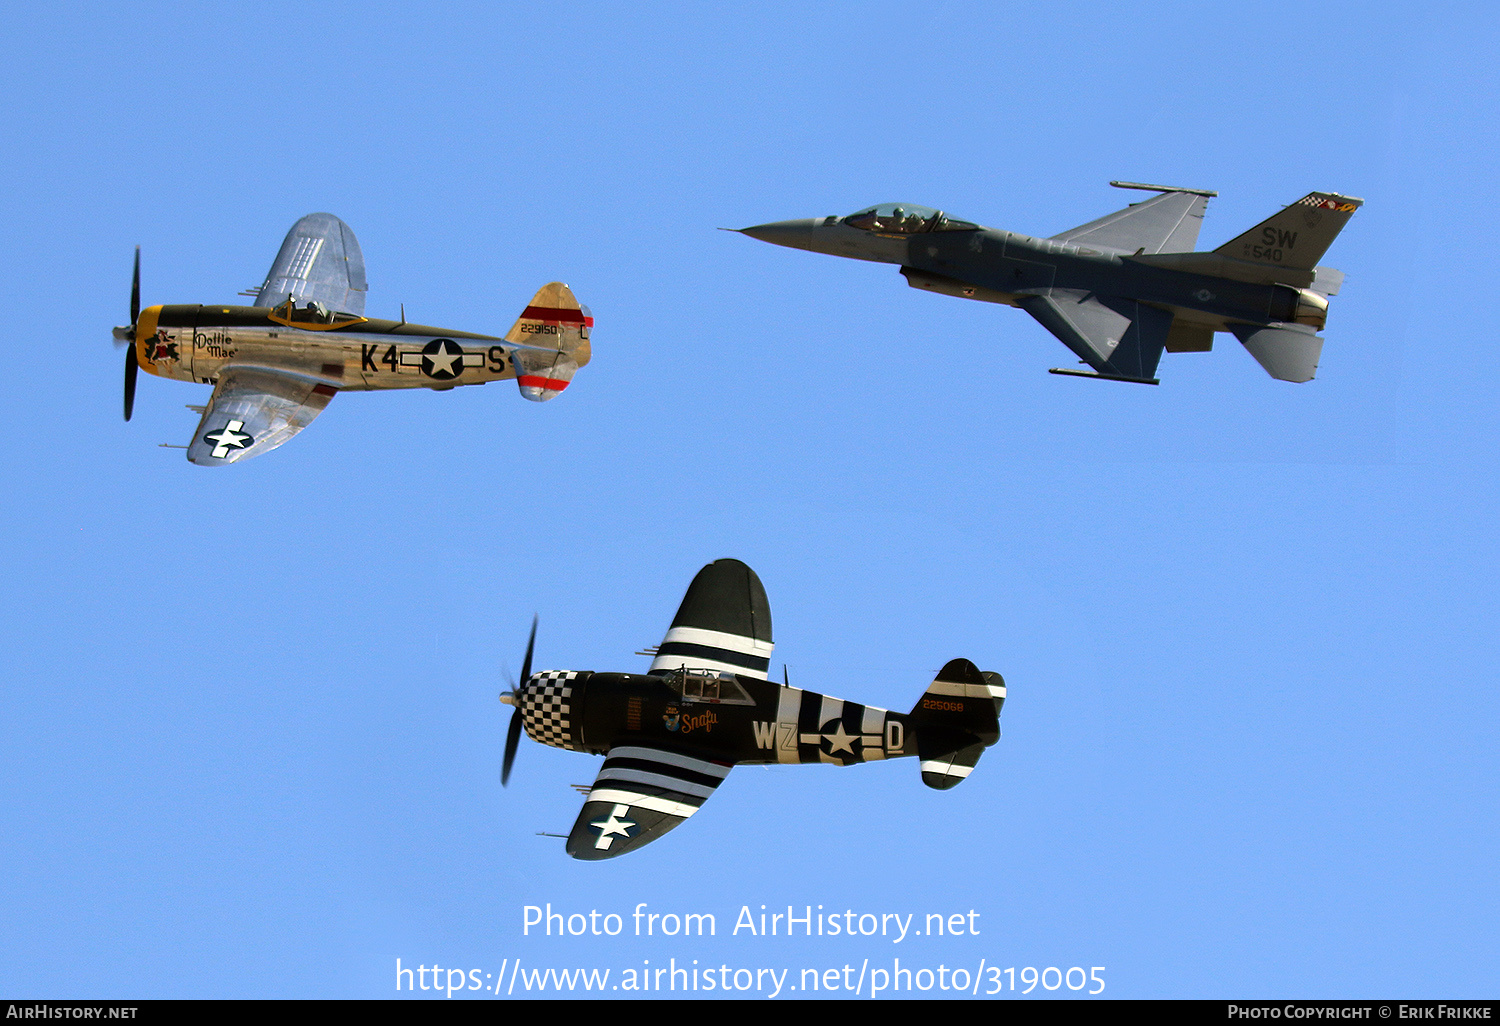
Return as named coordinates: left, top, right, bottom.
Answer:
left=186, top=366, right=338, bottom=466
left=1050, top=186, right=1214, bottom=255
left=254, top=213, right=368, bottom=315
left=565, top=745, right=731, bottom=860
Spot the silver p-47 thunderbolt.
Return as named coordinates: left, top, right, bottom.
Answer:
left=114, top=213, right=592, bottom=465
left=736, top=183, right=1362, bottom=384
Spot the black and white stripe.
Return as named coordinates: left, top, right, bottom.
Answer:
left=648, top=626, right=774, bottom=680
left=585, top=745, right=731, bottom=820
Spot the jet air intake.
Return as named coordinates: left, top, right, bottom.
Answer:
left=1269, top=285, right=1330, bottom=330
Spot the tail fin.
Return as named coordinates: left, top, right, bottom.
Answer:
left=505, top=282, right=593, bottom=402
left=1213, top=192, right=1363, bottom=274
left=909, top=658, right=1003, bottom=790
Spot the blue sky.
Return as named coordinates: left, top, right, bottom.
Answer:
left=1, top=1, right=1496, bottom=999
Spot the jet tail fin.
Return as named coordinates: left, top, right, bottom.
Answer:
left=504, top=283, right=593, bottom=402
left=909, top=659, right=1003, bottom=790
left=1213, top=192, right=1363, bottom=274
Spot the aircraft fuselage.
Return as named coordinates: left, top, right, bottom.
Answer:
left=134, top=304, right=548, bottom=391
left=792, top=218, right=1325, bottom=335
left=902, top=228, right=1325, bottom=333
left=517, top=670, right=916, bottom=768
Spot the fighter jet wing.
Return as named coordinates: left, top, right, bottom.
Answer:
left=1049, top=188, right=1211, bottom=255
left=565, top=745, right=732, bottom=860
left=253, top=213, right=369, bottom=315
left=186, top=365, right=338, bottom=466
left=1018, top=289, right=1174, bottom=383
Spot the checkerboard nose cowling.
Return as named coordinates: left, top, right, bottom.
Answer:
left=519, top=671, right=583, bottom=750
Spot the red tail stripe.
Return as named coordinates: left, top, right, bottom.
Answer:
left=521, top=306, right=592, bottom=325
left=518, top=376, right=572, bottom=391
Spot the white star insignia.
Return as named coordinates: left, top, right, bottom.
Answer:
left=822, top=722, right=857, bottom=755
left=204, top=419, right=252, bottom=458
left=425, top=341, right=462, bottom=376
left=590, top=803, right=637, bottom=850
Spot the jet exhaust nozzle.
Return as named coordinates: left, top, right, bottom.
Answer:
left=1270, top=285, right=1330, bottom=330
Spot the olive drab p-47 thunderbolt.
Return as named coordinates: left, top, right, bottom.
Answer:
left=498, top=559, right=1005, bottom=860
left=735, top=183, right=1363, bottom=385
left=113, top=213, right=592, bottom=465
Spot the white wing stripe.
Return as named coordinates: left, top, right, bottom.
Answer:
left=586, top=788, right=700, bottom=819
left=595, top=767, right=719, bottom=799
left=658, top=626, right=775, bottom=657
left=606, top=746, right=731, bottom=778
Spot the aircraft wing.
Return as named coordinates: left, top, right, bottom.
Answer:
left=648, top=558, right=774, bottom=680
left=1050, top=188, right=1212, bottom=255
left=186, top=365, right=338, bottom=466
left=253, top=213, right=368, bottom=315
left=1018, top=288, right=1174, bottom=383
left=565, top=745, right=732, bottom=860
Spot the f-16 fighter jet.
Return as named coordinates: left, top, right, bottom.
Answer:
left=500, top=559, right=1004, bottom=860
left=736, top=183, right=1362, bottom=384
left=114, top=213, right=592, bottom=464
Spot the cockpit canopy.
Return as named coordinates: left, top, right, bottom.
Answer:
left=660, top=667, right=756, bottom=706
left=840, top=203, right=978, bottom=235
left=268, top=297, right=365, bottom=329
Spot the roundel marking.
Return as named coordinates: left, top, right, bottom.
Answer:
left=421, top=339, right=465, bottom=380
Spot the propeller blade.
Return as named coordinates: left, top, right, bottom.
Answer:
left=123, top=247, right=141, bottom=422
left=502, top=708, right=523, bottom=786
left=123, top=344, right=138, bottom=422
left=519, top=615, right=537, bottom=687
left=502, top=615, right=538, bottom=787
left=130, top=246, right=140, bottom=325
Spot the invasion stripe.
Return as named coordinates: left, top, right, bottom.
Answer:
left=920, top=759, right=975, bottom=778
left=926, top=679, right=994, bottom=698
left=655, top=642, right=769, bottom=672
left=606, top=746, right=731, bottom=776
left=595, top=768, right=718, bottom=799
left=659, top=626, right=774, bottom=657
left=599, top=757, right=727, bottom=789
left=585, top=789, right=700, bottom=818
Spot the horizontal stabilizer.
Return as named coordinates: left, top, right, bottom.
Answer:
left=505, top=283, right=593, bottom=401
left=1310, top=266, right=1345, bottom=296
left=1231, top=324, right=1323, bottom=383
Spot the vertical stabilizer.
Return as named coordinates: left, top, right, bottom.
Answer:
left=1213, top=192, right=1363, bottom=275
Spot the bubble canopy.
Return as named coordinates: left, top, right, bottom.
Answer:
left=840, top=203, right=978, bottom=234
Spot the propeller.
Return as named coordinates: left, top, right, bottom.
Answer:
left=115, top=247, right=141, bottom=421
left=499, top=615, right=538, bottom=786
